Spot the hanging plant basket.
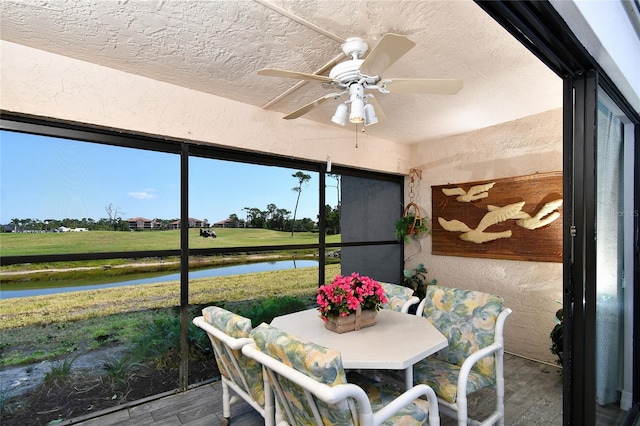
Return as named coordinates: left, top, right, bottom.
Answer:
left=395, top=203, right=430, bottom=242
left=403, top=202, right=423, bottom=235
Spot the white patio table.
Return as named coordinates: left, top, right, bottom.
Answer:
left=270, top=308, right=448, bottom=390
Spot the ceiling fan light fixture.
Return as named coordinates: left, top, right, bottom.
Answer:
left=348, top=83, right=366, bottom=124
left=349, top=98, right=365, bottom=123
left=331, top=103, right=348, bottom=126
left=364, top=103, right=378, bottom=126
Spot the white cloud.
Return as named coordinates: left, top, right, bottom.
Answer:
left=128, top=191, right=157, bottom=200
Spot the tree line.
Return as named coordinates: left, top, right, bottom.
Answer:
left=5, top=172, right=342, bottom=234
left=6, top=204, right=340, bottom=234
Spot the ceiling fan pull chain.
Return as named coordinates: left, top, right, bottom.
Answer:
left=355, top=123, right=358, bottom=148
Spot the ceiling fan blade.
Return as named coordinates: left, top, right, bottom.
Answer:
left=366, top=96, right=386, bottom=123
left=283, top=92, right=344, bottom=120
left=359, top=33, right=416, bottom=77
left=258, top=68, right=335, bottom=83
left=383, top=78, right=463, bottom=95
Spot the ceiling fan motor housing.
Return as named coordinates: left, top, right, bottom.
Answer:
left=342, top=37, right=368, bottom=59
left=329, top=59, right=366, bottom=85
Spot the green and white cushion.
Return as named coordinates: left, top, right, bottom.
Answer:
left=252, top=322, right=352, bottom=424
left=380, top=282, right=415, bottom=312
left=202, top=306, right=264, bottom=405
left=252, top=323, right=431, bottom=426
left=348, top=372, right=433, bottom=425
left=414, top=285, right=503, bottom=403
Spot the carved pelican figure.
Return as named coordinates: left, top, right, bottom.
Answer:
left=438, top=201, right=525, bottom=244
left=487, top=199, right=563, bottom=230
left=442, top=182, right=496, bottom=202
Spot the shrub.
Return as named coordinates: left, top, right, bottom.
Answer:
left=44, top=355, right=75, bottom=386
left=129, top=314, right=211, bottom=369
left=550, top=308, right=563, bottom=365
left=239, top=295, right=311, bottom=327
left=103, top=354, right=144, bottom=387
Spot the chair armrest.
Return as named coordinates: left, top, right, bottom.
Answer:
left=193, top=316, right=254, bottom=349
left=242, top=344, right=368, bottom=403
left=401, top=296, right=420, bottom=314
left=372, top=384, right=440, bottom=426
left=459, top=342, right=502, bottom=376
left=456, top=308, right=512, bottom=399
left=244, top=343, right=439, bottom=426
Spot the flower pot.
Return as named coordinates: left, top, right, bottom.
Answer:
left=324, top=306, right=377, bottom=334
left=407, top=221, right=421, bottom=235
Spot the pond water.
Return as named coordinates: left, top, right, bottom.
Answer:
left=0, top=260, right=319, bottom=299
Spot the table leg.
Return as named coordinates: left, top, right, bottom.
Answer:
left=405, top=366, right=413, bottom=390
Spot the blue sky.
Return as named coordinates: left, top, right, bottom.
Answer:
left=0, top=131, right=326, bottom=224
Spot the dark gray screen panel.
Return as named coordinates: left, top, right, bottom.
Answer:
left=340, top=175, right=402, bottom=283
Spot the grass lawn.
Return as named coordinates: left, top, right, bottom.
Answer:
left=0, top=228, right=342, bottom=257
left=0, top=264, right=340, bottom=366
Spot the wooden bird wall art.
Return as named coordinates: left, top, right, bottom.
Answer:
left=432, top=171, right=563, bottom=262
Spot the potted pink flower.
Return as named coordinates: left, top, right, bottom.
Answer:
left=317, top=273, right=387, bottom=333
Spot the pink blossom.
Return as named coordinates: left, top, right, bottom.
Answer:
left=316, top=273, right=387, bottom=319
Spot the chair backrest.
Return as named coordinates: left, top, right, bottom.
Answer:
left=380, top=282, right=418, bottom=313
left=200, top=306, right=264, bottom=405
left=420, top=285, right=504, bottom=378
left=250, top=323, right=361, bottom=425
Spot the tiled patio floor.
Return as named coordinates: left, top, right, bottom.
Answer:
left=69, top=353, right=629, bottom=425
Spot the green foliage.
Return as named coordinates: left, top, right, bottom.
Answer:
left=103, top=354, right=143, bottom=387
left=402, top=263, right=437, bottom=301
left=239, top=296, right=311, bottom=328
left=394, top=215, right=430, bottom=242
left=125, top=296, right=311, bottom=369
left=324, top=204, right=341, bottom=235
left=550, top=307, right=563, bottom=365
left=129, top=315, right=179, bottom=368
left=129, top=314, right=211, bottom=369
left=44, top=355, right=75, bottom=385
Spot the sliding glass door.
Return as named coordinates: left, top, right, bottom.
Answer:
left=594, top=90, right=636, bottom=424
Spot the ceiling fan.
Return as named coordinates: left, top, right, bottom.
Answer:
left=258, top=33, right=463, bottom=126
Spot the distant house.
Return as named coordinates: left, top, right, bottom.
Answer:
left=169, top=218, right=208, bottom=229
left=127, top=217, right=160, bottom=231
left=213, top=218, right=246, bottom=228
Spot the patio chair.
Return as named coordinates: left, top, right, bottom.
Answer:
left=380, top=282, right=420, bottom=313
left=413, top=285, right=512, bottom=426
left=193, top=306, right=273, bottom=426
left=243, top=322, right=441, bottom=426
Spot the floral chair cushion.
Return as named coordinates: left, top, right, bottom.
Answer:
left=380, top=282, right=415, bottom=312
left=421, top=285, right=503, bottom=378
left=202, top=306, right=252, bottom=338
left=347, top=372, right=432, bottom=425
left=201, top=306, right=264, bottom=405
left=251, top=323, right=353, bottom=424
left=252, top=323, right=432, bottom=426
left=412, top=357, right=495, bottom=404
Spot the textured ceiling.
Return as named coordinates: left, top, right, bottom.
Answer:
left=0, top=0, right=562, bottom=145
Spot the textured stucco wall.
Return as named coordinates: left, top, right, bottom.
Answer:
left=0, top=41, right=410, bottom=175
left=407, top=109, right=563, bottom=364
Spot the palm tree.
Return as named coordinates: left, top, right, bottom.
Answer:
left=290, top=171, right=311, bottom=236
